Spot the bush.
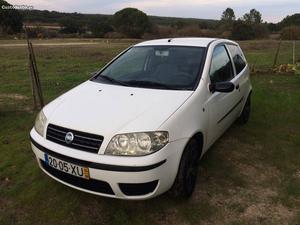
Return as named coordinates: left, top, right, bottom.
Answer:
left=154, top=25, right=176, bottom=38
left=220, top=30, right=231, bottom=38
left=253, top=23, right=269, bottom=39
left=88, top=19, right=113, bottom=38
left=25, top=26, right=59, bottom=38
left=177, top=25, right=203, bottom=37
left=59, top=18, right=84, bottom=34
left=231, top=20, right=255, bottom=40
left=280, top=26, right=300, bottom=40
left=104, top=31, right=126, bottom=39
left=201, top=29, right=218, bottom=37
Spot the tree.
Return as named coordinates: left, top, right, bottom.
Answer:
left=243, top=9, right=262, bottom=24
left=231, top=20, right=255, bottom=40
left=279, top=14, right=300, bottom=28
left=113, top=8, right=151, bottom=38
left=218, top=8, right=236, bottom=33
left=0, top=0, right=23, bottom=34
left=221, top=8, right=236, bottom=22
left=240, top=9, right=267, bottom=39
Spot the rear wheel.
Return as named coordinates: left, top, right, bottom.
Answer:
left=238, top=94, right=251, bottom=124
left=170, top=139, right=200, bottom=198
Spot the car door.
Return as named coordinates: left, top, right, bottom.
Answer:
left=226, top=44, right=249, bottom=113
left=206, top=44, right=242, bottom=146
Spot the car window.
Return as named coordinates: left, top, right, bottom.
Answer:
left=227, top=44, right=246, bottom=74
left=95, top=46, right=205, bottom=90
left=209, top=45, right=234, bottom=83
left=102, top=47, right=149, bottom=79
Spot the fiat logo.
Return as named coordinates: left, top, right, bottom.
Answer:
left=65, top=132, right=74, bottom=144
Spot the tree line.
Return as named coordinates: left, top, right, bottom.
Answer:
left=0, top=0, right=299, bottom=40
left=220, top=8, right=268, bottom=40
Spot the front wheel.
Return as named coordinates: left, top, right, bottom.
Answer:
left=238, top=94, right=251, bottom=124
left=169, top=139, right=199, bottom=198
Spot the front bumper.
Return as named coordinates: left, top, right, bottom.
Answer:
left=30, top=128, right=188, bottom=200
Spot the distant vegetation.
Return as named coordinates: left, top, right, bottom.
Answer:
left=0, top=0, right=22, bottom=34
left=112, top=8, right=151, bottom=38
left=0, top=0, right=299, bottom=40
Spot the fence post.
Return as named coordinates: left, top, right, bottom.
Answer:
left=273, top=40, right=281, bottom=68
left=292, top=40, right=295, bottom=64
left=25, top=27, right=44, bottom=110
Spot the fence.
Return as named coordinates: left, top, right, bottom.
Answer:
left=0, top=39, right=299, bottom=113
left=239, top=40, right=300, bottom=72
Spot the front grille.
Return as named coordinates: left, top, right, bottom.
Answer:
left=40, top=160, right=114, bottom=195
left=46, top=124, right=103, bottom=153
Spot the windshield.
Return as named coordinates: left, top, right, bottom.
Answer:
left=92, top=46, right=205, bottom=90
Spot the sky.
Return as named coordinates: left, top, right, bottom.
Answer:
left=7, top=0, right=300, bottom=23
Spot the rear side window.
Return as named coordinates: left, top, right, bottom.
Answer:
left=227, top=44, right=246, bottom=74
left=209, top=45, right=234, bottom=83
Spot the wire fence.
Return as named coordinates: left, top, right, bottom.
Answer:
left=0, top=39, right=299, bottom=113
left=239, top=40, right=300, bottom=72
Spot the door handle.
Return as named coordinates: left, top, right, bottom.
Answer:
left=235, top=84, right=240, bottom=90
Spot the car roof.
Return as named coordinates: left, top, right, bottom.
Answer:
left=134, top=37, right=219, bottom=48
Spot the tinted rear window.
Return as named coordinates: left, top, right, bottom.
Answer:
left=227, top=45, right=246, bottom=74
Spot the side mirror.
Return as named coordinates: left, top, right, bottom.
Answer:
left=209, top=81, right=235, bottom=93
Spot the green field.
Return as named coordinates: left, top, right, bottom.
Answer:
left=0, top=39, right=300, bottom=225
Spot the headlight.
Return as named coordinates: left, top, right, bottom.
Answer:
left=34, top=110, right=47, bottom=137
left=105, top=131, right=169, bottom=156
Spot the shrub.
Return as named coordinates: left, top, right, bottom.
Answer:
left=280, top=26, right=300, bottom=40
left=88, top=19, right=113, bottom=38
left=220, top=30, right=231, bottom=38
left=253, top=23, right=269, bottom=39
left=231, top=20, right=255, bottom=40
left=154, top=25, right=176, bottom=38
left=104, top=31, right=126, bottom=39
left=59, top=18, right=84, bottom=34
left=25, top=26, right=59, bottom=38
left=177, top=25, right=203, bottom=37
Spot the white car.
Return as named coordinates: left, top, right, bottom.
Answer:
left=30, top=38, right=252, bottom=200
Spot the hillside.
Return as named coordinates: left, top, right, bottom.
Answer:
left=19, top=9, right=218, bottom=28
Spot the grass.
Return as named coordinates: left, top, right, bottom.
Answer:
left=0, top=39, right=300, bottom=225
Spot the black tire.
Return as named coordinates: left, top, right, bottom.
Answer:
left=170, top=139, right=200, bottom=198
left=238, top=94, right=251, bottom=124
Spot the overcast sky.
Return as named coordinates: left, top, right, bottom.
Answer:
left=7, top=0, right=300, bottom=23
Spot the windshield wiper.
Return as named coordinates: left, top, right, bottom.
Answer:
left=124, top=80, right=177, bottom=90
left=98, top=75, right=129, bottom=86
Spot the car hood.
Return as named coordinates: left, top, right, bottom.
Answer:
left=45, top=81, right=193, bottom=138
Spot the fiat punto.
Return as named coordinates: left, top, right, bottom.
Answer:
left=30, top=38, right=252, bottom=199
